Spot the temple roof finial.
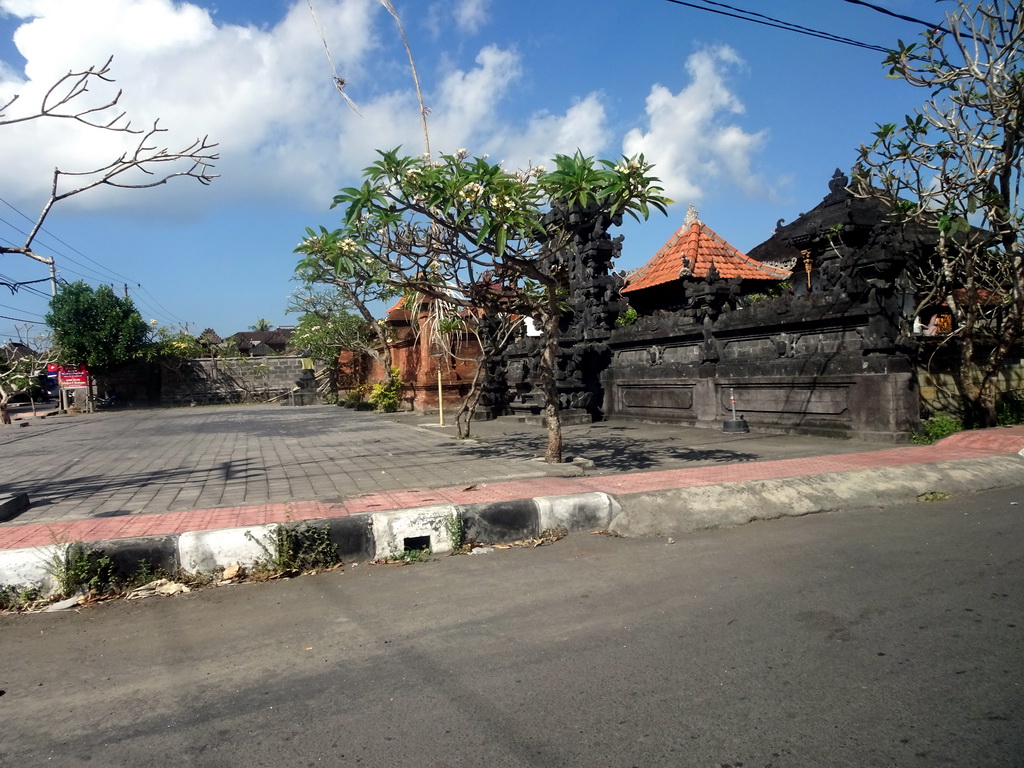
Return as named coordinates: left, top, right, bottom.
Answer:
left=685, top=204, right=699, bottom=225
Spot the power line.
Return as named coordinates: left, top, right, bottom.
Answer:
left=0, top=196, right=190, bottom=326
left=0, top=277, right=49, bottom=295
left=130, top=293, right=178, bottom=326
left=838, top=0, right=951, bottom=34
left=0, top=302, right=44, bottom=318
left=660, top=0, right=952, bottom=53
left=138, top=285, right=188, bottom=326
left=660, top=0, right=892, bottom=54
left=0, top=195, right=140, bottom=284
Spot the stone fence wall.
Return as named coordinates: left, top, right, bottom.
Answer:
left=160, top=356, right=311, bottom=406
left=601, top=292, right=920, bottom=442
left=915, top=348, right=1024, bottom=417
left=100, top=356, right=313, bottom=407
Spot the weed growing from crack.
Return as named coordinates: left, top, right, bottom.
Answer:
left=386, top=548, right=432, bottom=564
left=0, top=585, right=43, bottom=611
left=45, top=542, right=117, bottom=599
left=443, top=511, right=465, bottom=552
left=244, top=522, right=341, bottom=575
left=911, top=413, right=962, bottom=444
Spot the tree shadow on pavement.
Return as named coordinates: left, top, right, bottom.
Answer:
left=450, top=432, right=760, bottom=471
left=0, top=459, right=263, bottom=514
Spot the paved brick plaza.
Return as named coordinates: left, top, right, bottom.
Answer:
left=2, top=403, right=1022, bottom=550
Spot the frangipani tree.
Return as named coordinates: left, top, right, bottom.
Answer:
left=0, top=57, right=217, bottom=272
left=297, top=147, right=669, bottom=462
left=853, top=0, right=1024, bottom=426
left=0, top=339, right=54, bottom=424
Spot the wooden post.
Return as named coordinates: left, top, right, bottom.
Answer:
left=437, top=363, right=445, bottom=426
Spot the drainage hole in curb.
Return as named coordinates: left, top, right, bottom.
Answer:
left=403, top=535, right=431, bottom=552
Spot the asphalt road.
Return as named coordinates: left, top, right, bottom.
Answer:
left=1, top=487, right=1022, bottom=767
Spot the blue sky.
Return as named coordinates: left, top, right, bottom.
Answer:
left=0, top=0, right=942, bottom=341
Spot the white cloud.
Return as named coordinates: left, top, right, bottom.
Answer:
left=335, top=44, right=613, bottom=173
left=454, top=0, right=489, bottom=33
left=494, top=94, right=611, bottom=170
left=0, top=0, right=611, bottom=221
left=0, top=0, right=382, bottom=213
left=332, top=44, right=521, bottom=171
left=433, top=45, right=521, bottom=142
left=426, top=0, right=490, bottom=37
left=622, top=45, right=767, bottom=205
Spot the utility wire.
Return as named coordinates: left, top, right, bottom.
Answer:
left=0, top=273, right=50, bottom=299
left=0, top=277, right=49, bottom=295
left=838, top=0, right=952, bottom=34
left=0, top=312, right=41, bottom=323
left=138, top=285, right=188, bottom=326
left=0, top=195, right=140, bottom=284
left=661, top=0, right=955, bottom=53
left=0, top=302, right=44, bottom=318
left=660, top=0, right=892, bottom=53
left=0, top=195, right=189, bottom=326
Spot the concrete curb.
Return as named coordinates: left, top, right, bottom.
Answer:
left=0, top=494, right=617, bottom=594
left=606, top=455, right=1024, bottom=537
left=2, top=456, right=1021, bottom=595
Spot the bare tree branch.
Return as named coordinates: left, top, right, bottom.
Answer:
left=0, top=58, right=218, bottom=268
left=0, top=56, right=139, bottom=133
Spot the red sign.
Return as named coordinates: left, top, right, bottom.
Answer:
left=57, top=366, right=89, bottom=388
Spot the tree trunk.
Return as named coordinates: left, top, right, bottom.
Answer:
left=544, top=397, right=562, bottom=464
left=978, top=377, right=1000, bottom=427
left=341, top=284, right=392, bottom=378
left=953, top=345, right=984, bottom=428
left=454, top=361, right=483, bottom=439
left=326, top=359, right=341, bottom=397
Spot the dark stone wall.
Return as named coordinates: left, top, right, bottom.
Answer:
left=600, top=174, right=924, bottom=442
left=603, top=292, right=919, bottom=441
left=497, top=174, right=925, bottom=441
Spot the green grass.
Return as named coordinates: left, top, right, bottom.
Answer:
left=911, top=413, right=963, bottom=445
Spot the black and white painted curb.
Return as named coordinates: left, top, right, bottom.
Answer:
left=0, top=493, right=620, bottom=595
left=1, top=454, right=1021, bottom=596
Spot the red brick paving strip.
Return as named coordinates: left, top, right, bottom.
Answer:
left=3, top=426, right=1022, bottom=551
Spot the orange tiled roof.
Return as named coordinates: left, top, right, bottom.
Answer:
left=623, top=206, right=790, bottom=294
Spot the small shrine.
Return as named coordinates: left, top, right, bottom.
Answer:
left=622, top=205, right=790, bottom=315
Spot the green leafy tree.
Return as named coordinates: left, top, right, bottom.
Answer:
left=148, top=327, right=204, bottom=361
left=297, top=147, right=669, bottom=462
left=46, top=282, right=150, bottom=374
left=287, top=284, right=374, bottom=396
left=294, top=240, right=401, bottom=375
left=853, top=0, right=1024, bottom=426
left=250, top=318, right=272, bottom=332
